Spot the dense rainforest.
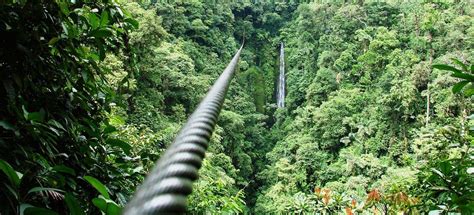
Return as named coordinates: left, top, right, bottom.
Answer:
left=0, top=0, right=473, bottom=214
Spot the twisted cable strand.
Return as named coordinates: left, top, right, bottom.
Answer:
left=123, top=44, right=243, bottom=215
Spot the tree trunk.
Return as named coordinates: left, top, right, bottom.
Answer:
left=426, top=85, right=430, bottom=126
left=426, top=32, right=434, bottom=126
left=415, top=15, right=420, bottom=37
left=461, top=108, right=466, bottom=137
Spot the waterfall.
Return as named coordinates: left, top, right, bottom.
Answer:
left=277, top=42, right=285, bottom=108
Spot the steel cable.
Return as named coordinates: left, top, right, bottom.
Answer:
left=123, top=44, right=244, bottom=215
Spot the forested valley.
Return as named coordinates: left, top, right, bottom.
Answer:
left=0, top=0, right=473, bottom=214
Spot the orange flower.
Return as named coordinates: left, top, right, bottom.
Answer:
left=314, top=187, right=321, bottom=195
left=322, top=188, right=331, bottom=194
left=345, top=207, right=353, bottom=215
left=323, top=192, right=330, bottom=205
left=395, top=192, right=408, bottom=204
left=366, top=189, right=381, bottom=202
left=388, top=192, right=420, bottom=207
left=351, top=199, right=357, bottom=208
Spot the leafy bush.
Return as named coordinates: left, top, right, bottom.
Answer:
left=0, top=1, right=138, bottom=213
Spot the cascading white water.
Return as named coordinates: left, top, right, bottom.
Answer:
left=277, top=42, right=285, bottom=108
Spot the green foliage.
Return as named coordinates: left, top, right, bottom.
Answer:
left=414, top=123, right=473, bottom=213
left=188, top=154, right=246, bottom=214
left=84, top=176, right=110, bottom=200
left=64, top=193, right=85, bottom=215
left=433, top=59, right=474, bottom=96
left=256, top=2, right=473, bottom=214
left=0, top=0, right=138, bottom=213
left=410, top=60, right=474, bottom=213
left=0, top=159, right=21, bottom=188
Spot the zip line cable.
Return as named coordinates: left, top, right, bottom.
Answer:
left=123, top=44, right=244, bottom=214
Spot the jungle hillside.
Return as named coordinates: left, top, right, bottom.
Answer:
left=0, top=0, right=473, bottom=214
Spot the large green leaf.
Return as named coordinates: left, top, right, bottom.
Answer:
left=92, top=197, right=107, bottom=211
left=92, top=197, right=122, bottom=215
left=452, top=81, right=469, bottom=94
left=106, top=138, right=132, bottom=155
left=57, top=2, right=70, bottom=15
left=83, top=176, right=110, bottom=199
left=109, top=115, right=125, bottom=126
left=433, top=64, right=461, bottom=73
left=91, top=29, right=113, bottom=38
left=22, top=107, right=45, bottom=122
left=0, top=159, right=20, bottom=187
left=65, top=193, right=85, bottom=215
left=88, top=12, right=100, bottom=29
left=451, top=58, right=468, bottom=72
left=463, top=86, right=474, bottom=97
left=124, top=18, right=139, bottom=29
left=100, top=11, right=109, bottom=27
left=20, top=204, right=33, bottom=215
left=103, top=125, right=117, bottom=134
left=106, top=202, right=122, bottom=215
left=452, top=71, right=474, bottom=81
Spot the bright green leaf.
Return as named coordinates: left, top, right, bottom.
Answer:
left=452, top=71, right=474, bottom=81
left=22, top=107, right=45, bottom=122
left=100, top=10, right=109, bottom=27
left=452, top=81, right=469, bottom=93
left=83, top=176, right=110, bottom=199
left=0, top=159, right=20, bottom=187
left=27, top=112, right=44, bottom=121
left=92, top=197, right=107, bottom=211
left=464, top=87, right=474, bottom=97
left=106, top=203, right=121, bottom=215
left=433, top=64, right=461, bottom=73
left=451, top=58, right=468, bottom=72
left=109, top=115, right=125, bottom=126
left=93, top=196, right=122, bottom=215
left=57, top=2, right=70, bottom=15
left=88, top=13, right=100, bottom=29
